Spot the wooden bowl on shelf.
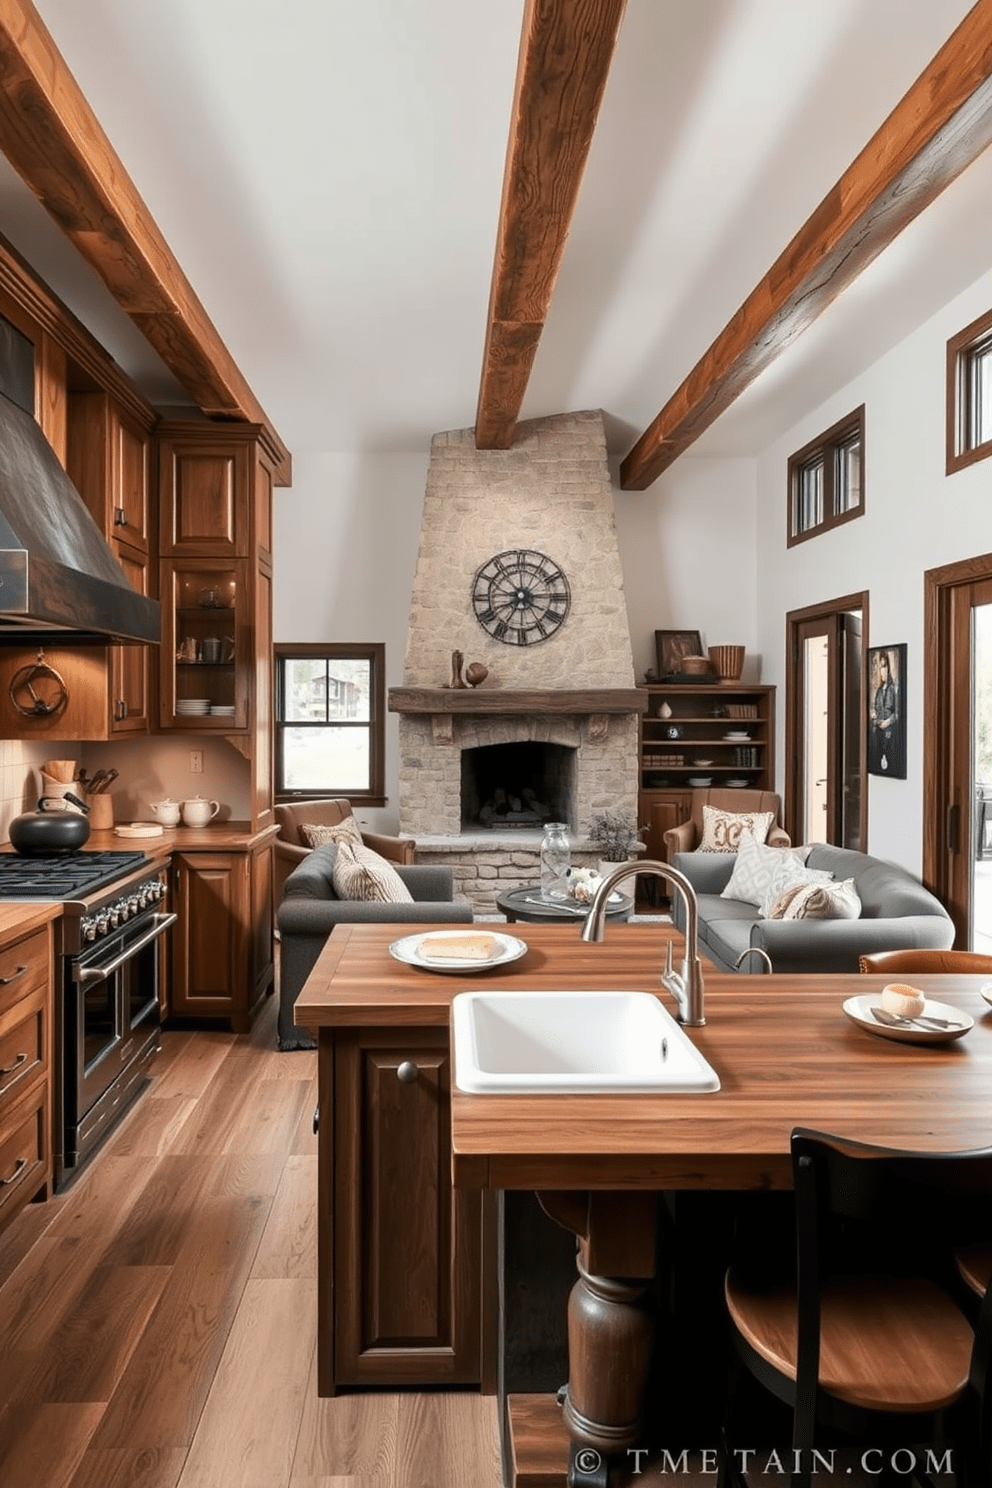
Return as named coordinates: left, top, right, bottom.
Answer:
left=679, top=654, right=714, bottom=677
left=707, top=645, right=745, bottom=680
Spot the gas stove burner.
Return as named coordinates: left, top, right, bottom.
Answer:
left=0, top=849, right=147, bottom=898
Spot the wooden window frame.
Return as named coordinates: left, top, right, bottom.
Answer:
left=946, top=305, right=992, bottom=475
left=787, top=406, right=865, bottom=548
left=274, top=641, right=386, bottom=806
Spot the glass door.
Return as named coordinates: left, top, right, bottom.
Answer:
left=971, top=601, right=992, bottom=952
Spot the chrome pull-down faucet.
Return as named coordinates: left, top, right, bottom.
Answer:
left=580, top=859, right=706, bottom=1026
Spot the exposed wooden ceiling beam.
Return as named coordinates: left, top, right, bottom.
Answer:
left=0, top=0, right=290, bottom=482
left=475, top=0, right=626, bottom=450
left=620, top=0, right=992, bottom=490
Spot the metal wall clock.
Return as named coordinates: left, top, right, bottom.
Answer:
left=471, top=549, right=571, bottom=646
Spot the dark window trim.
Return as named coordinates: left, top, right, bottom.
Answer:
left=946, top=304, right=992, bottom=475
left=274, top=641, right=386, bottom=806
left=786, top=405, right=865, bottom=548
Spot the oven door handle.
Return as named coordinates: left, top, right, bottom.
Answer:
left=71, top=912, right=178, bottom=984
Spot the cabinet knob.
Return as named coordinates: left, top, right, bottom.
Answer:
left=396, top=1061, right=419, bottom=1084
left=312, top=1105, right=319, bottom=1134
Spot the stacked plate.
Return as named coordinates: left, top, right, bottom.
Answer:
left=210, top=705, right=235, bottom=716
left=177, top=698, right=210, bottom=716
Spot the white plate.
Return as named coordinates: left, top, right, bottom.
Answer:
left=842, top=994, right=973, bottom=1045
left=724, top=731, right=750, bottom=739
left=725, top=778, right=749, bottom=787
left=389, top=929, right=528, bottom=974
left=688, top=776, right=712, bottom=786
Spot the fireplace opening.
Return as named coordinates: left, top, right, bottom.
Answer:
left=461, top=742, right=576, bottom=830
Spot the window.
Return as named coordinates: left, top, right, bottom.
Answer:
left=947, top=306, right=992, bottom=474
left=787, top=406, right=864, bottom=546
left=275, top=642, right=385, bottom=804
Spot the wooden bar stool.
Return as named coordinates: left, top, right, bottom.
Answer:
left=720, top=1129, right=992, bottom=1488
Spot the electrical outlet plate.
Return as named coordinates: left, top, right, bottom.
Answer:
left=190, top=750, right=203, bottom=773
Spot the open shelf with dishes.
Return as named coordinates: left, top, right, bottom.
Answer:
left=638, top=683, right=776, bottom=863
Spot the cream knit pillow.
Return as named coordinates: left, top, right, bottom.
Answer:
left=300, top=814, right=363, bottom=849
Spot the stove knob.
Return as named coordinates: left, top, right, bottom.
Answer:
left=108, top=908, right=121, bottom=929
left=95, top=913, right=110, bottom=936
left=81, top=916, right=97, bottom=943
left=119, top=900, right=132, bottom=921
left=129, top=895, right=142, bottom=917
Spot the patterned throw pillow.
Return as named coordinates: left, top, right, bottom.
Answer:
left=300, top=814, right=363, bottom=849
left=765, top=878, right=861, bottom=921
left=698, top=806, right=775, bottom=853
left=720, top=829, right=817, bottom=907
left=331, top=840, right=413, bottom=903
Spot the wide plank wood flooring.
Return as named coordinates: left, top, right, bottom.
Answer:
left=0, top=994, right=502, bottom=1488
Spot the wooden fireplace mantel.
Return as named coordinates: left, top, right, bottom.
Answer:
left=387, top=687, right=647, bottom=715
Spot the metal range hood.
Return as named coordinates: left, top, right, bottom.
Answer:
left=0, top=322, right=160, bottom=646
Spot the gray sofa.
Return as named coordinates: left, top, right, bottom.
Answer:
left=276, top=844, right=473, bottom=1048
left=673, top=843, right=954, bottom=974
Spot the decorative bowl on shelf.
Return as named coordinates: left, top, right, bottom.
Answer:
left=679, top=654, right=713, bottom=677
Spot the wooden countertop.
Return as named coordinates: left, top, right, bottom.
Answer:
left=0, top=900, right=61, bottom=938
left=295, top=922, right=992, bottom=1194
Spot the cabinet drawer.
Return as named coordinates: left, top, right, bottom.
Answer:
left=0, top=1077, right=48, bottom=1219
left=0, top=982, right=47, bottom=1105
left=0, top=927, right=49, bottom=1013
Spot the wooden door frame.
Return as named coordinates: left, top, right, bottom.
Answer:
left=923, top=551, right=992, bottom=942
left=785, top=591, right=868, bottom=849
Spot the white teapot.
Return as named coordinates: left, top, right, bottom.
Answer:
left=181, top=796, right=220, bottom=827
left=150, top=798, right=181, bottom=827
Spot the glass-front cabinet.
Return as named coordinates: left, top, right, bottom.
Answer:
left=160, top=558, right=249, bottom=730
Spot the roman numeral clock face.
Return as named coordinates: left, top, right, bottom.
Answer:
left=471, top=549, right=571, bottom=645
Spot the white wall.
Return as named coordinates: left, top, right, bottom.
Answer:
left=750, top=262, right=992, bottom=874
left=614, top=456, right=758, bottom=684
left=272, top=448, right=428, bottom=834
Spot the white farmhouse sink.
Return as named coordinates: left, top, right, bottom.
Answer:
left=451, top=990, right=720, bottom=1094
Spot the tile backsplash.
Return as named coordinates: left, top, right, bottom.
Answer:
left=0, top=740, right=56, bottom=841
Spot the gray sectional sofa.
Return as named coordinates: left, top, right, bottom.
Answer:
left=276, top=844, right=473, bottom=1048
left=673, top=843, right=955, bottom=974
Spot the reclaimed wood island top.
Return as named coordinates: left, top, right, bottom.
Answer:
left=295, top=921, right=992, bottom=1193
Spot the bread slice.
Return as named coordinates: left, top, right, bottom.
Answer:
left=419, top=933, right=498, bottom=962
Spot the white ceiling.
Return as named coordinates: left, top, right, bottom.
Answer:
left=0, top=0, right=987, bottom=469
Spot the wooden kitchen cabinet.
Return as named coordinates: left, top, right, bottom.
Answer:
left=156, top=423, right=276, bottom=830
left=0, top=923, right=53, bottom=1235
left=326, top=1026, right=484, bottom=1390
left=169, top=838, right=274, bottom=1033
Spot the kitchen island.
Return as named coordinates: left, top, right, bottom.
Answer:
left=296, top=922, right=992, bottom=1484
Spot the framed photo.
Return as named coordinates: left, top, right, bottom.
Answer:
left=655, top=629, right=703, bottom=679
left=867, top=643, right=906, bottom=779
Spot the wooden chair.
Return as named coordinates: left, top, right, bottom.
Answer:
left=721, top=1128, right=992, bottom=1487
left=858, top=949, right=992, bottom=975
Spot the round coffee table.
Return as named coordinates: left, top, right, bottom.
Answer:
left=496, top=885, right=634, bottom=925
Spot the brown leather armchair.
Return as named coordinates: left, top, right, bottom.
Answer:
left=275, top=798, right=415, bottom=902
left=662, top=787, right=790, bottom=860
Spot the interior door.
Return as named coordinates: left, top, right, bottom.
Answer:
left=938, top=575, right=992, bottom=948
left=787, top=599, right=865, bottom=849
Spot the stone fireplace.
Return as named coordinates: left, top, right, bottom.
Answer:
left=389, top=410, right=644, bottom=914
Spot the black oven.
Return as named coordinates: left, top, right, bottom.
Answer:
left=61, top=870, right=176, bottom=1181
left=0, top=850, right=178, bottom=1188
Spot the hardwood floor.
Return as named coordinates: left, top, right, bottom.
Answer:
left=0, top=995, right=502, bottom=1488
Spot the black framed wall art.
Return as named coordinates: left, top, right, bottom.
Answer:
left=867, top=643, right=906, bottom=779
